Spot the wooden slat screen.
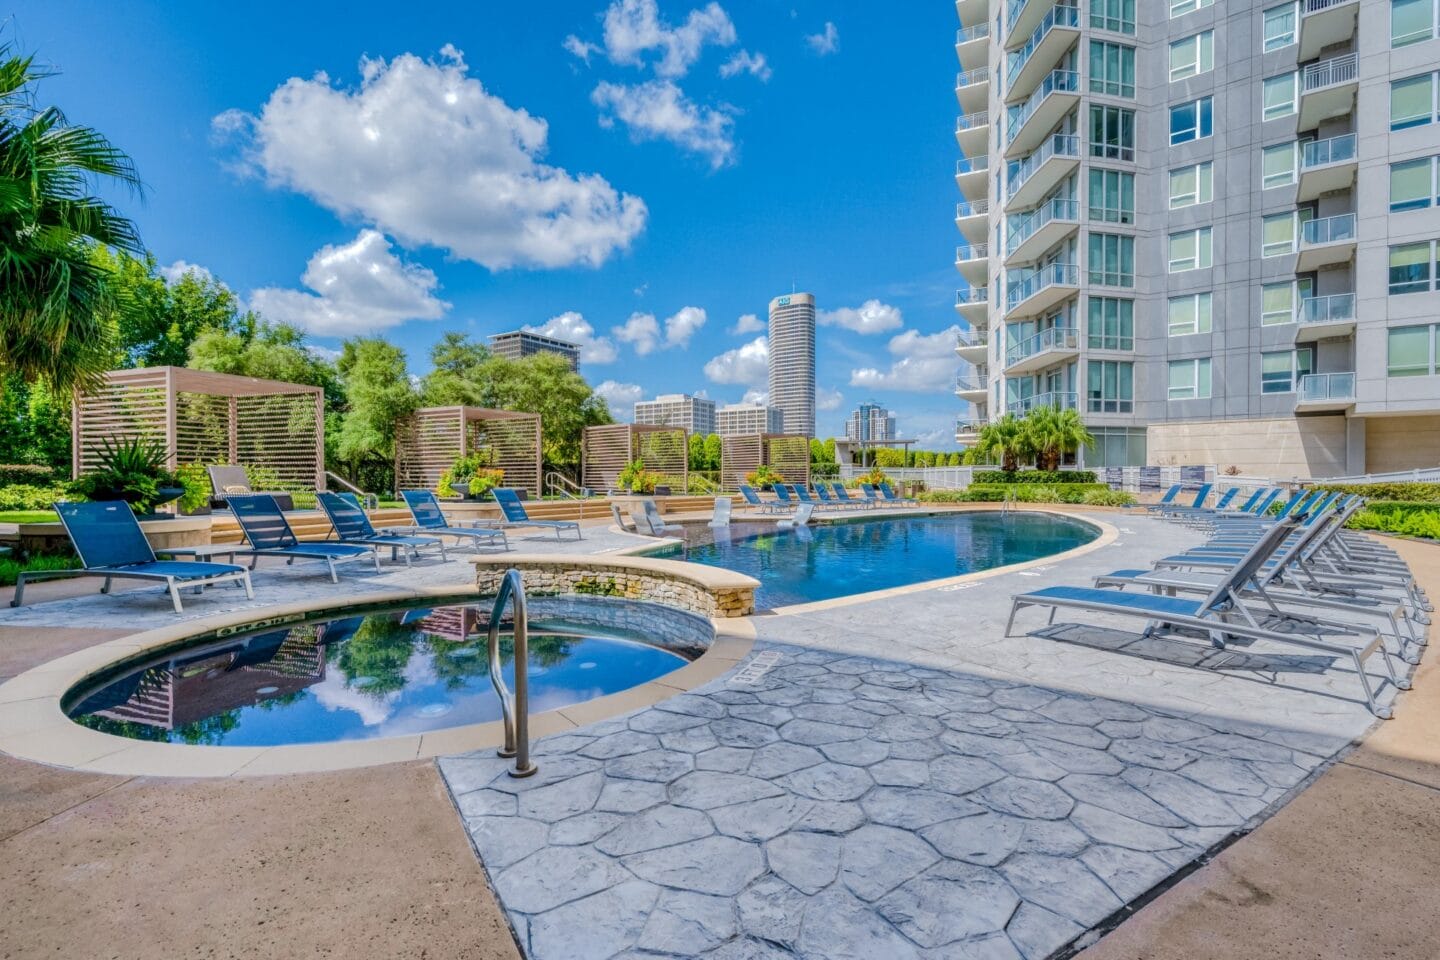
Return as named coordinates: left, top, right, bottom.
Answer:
left=468, top=412, right=542, bottom=498
left=766, top=434, right=811, bottom=488
left=395, top=407, right=543, bottom=497
left=719, top=433, right=809, bottom=491
left=719, top=434, right=762, bottom=492
left=581, top=423, right=634, bottom=493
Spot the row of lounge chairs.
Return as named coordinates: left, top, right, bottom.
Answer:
left=740, top=481, right=918, bottom=514
left=1009, top=485, right=1429, bottom=718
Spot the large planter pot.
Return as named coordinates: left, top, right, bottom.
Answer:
left=450, top=482, right=471, bottom=498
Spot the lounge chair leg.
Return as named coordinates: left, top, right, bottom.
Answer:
left=327, top=558, right=339, bottom=584
left=1004, top=603, right=1020, bottom=637
left=371, top=551, right=381, bottom=573
left=241, top=571, right=254, bottom=600
left=1046, top=607, right=1057, bottom=626
left=168, top=578, right=184, bottom=614
left=101, top=576, right=113, bottom=595
left=10, top=574, right=26, bottom=607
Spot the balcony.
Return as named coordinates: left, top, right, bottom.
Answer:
left=1298, top=133, right=1357, bottom=202
left=1297, top=212, right=1356, bottom=271
left=955, top=22, right=991, bottom=71
left=1005, top=197, right=1079, bottom=266
left=1295, top=371, right=1355, bottom=411
left=1006, top=262, right=1079, bottom=318
left=955, top=286, right=990, bottom=322
left=1008, top=391, right=1079, bottom=416
left=955, top=328, right=989, bottom=361
left=955, top=242, right=990, bottom=284
left=955, top=154, right=991, bottom=201
left=1005, top=0, right=1058, bottom=49
left=1004, top=70, right=1081, bottom=158
left=1004, top=325, right=1080, bottom=374
left=955, top=111, right=990, bottom=157
left=1300, top=0, right=1358, bottom=60
left=955, top=417, right=986, bottom=442
left=955, top=67, right=991, bottom=114
left=1299, top=53, right=1358, bottom=129
left=955, top=198, right=991, bottom=241
left=1294, top=292, right=1357, bottom=341
left=1005, top=3, right=1080, bottom=104
left=955, top=368, right=990, bottom=400
left=1005, top=133, right=1080, bottom=212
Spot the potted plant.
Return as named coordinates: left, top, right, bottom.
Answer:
left=69, top=436, right=185, bottom=517
left=439, top=453, right=504, bottom=499
left=745, top=466, right=784, bottom=491
left=617, top=459, right=664, bottom=494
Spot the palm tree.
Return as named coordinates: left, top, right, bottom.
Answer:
left=1023, top=405, right=1094, bottom=471
left=0, top=45, right=143, bottom=391
left=975, top=413, right=1033, bottom=473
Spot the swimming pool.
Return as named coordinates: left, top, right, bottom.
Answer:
left=64, top=597, right=705, bottom=747
left=654, top=511, right=1098, bottom=607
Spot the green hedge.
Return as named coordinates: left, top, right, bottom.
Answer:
left=921, top=484, right=1133, bottom=506
left=0, top=464, right=55, bottom=486
left=972, top=470, right=1097, bottom=485
left=0, top=553, right=80, bottom=587
left=0, top=483, right=68, bottom=511
left=1313, top=482, right=1440, bottom=503
left=1346, top=500, right=1440, bottom=539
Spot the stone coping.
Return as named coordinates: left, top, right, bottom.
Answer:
left=0, top=585, right=755, bottom=779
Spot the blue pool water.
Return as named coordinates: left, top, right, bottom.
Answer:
left=659, top=511, right=1098, bottom=608
left=66, top=601, right=692, bottom=747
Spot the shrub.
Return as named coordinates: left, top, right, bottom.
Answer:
left=1345, top=501, right=1440, bottom=539
left=0, top=483, right=70, bottom=511
left=973, top=470, right=1097, bottom=485
left=1081, top=488, right=1137, bottom=507
left=920, top=483, right=1112, bottom=504
left=0, top=464, right=54, bottom=486
left=1313, top=482, right=1440, bottom=503
left=0, top=553, right=80, bottom=587
left=745, top=466, right=784, bottom=488
left=617, top=459, right=665, bottom=494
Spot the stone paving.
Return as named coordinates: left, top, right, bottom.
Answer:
left=441, top=511, right=1400, bottom=960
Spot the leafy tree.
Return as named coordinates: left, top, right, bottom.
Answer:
left=0, top=44, right=143, bottom=391
left=0, top=372, right=70, bottom=469
left=188, top=321, right=342, bottom=407
left=333, top=336, right=417, bottom=466
left=1022, top=406, right=1094, bottom=471
left=688, top=432, right=707, bottom=471
left=975, top=414, right=1033, bottom=473
left=874, top=448, right=906, bottom=468
left=703, top=433, right=722, bottom=471
left=421, top=332, right=491, bottom=406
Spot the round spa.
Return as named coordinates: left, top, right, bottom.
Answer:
left=63, top=596, right=711, bottom=748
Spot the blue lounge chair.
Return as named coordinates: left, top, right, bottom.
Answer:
left=859, top=483, right=883, bottom=505
left=316, top=492, right=446, bottom=566
left=1143, top=484, right=1184, bottom=513
left=493, top=487, right=582, bottom=540
left=739, top=484, right=787, bottom=514
left=789, top=485, right=831, bottom=510
left=772, top=483, right=796, bottom=507
left=830, top=483, right=869, bottom=508
left=10, top=501, right=254, bottom=613
left=227, top=494, right=380, bottom=582
left=397, top=490, right=510, bottom=550
left=878, top=482, right=918, bottom=506
left=813, top=484, right=860, bottom=510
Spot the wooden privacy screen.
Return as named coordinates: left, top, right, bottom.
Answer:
left=73, top=367, right=325, bottom=491
left=394, top=406, right=543, bottom=497
left=581, top=424, right=688, bottom=493
left=719, top=434, right=811, bottom=492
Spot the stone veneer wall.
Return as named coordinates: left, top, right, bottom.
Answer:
left=474, top=560, right=754, bottom=618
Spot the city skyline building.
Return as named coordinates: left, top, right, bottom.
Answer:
left=717, top=401, right=786, bottom=435
left=954, top=0, right=1440, bottom=477
left=846, top=401, right=898, bottom=443
left=488, top=330, right=581, bottom=371
left=768, top=292, right=817, bottom=437
left=633, top=393, right=718, bottom=435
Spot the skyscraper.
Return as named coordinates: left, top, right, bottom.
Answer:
left=768, top=292, right=817, bottom=437
left=717, top=402, right=786, bottom=435
left=846, top=402, right=898, bottom=443
left=954, top=0, right=1440, bottom=478
left=488, top=330, right=581, bottom=371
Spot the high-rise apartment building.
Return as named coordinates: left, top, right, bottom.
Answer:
left=846, top=402, right=898, bottom=443
left=768, top=293, right=817, bottom=437
left=954, top=0, right=1440, bottom=477
left=633, top=393, right=718, bottom=435
left=488, top=330, right=581, bottom=371
left=718, top=402, right=786, bottom=435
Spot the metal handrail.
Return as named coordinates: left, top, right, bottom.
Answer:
left=1299, top=372, right=1355, bottom=401
left=1301, top=133, right=1356, bottom=169
left=324, top=471, right=378, bottom=510
left=1006, top=197, right=1079, bottom=255
left=956, top=111, right=991, bottom=132
left=956, top=22, right=991, bottom=44
left=1299, top=292, right=1356, bottom=324
left=1301, top=212, right=1356, bottom=245
left=545, top=471, right=590, bottom=500
left=1008, top=390, right=1079, bottom=414
left=956, top=286, right=989, bottom=306
left=1304, top=0, right=1356, bottom=13
left=1005, top=262, right=1080, bottom=311
left=956, top=198, right=991, bottom=218
left=1007, top=134, right=1080, bottom=198
left=957, top=67, right=991, bottom=88
left=956, top=155, right=992, bottom=176
left=488, top=569, right=536, bottom=778
left=1006, top=2, right=1080, bottom=88
left=956, top=242, right=990, bottom=261
left=1006, top=326, right=1079, bottom=366
left=956, top=368, right=990, bottom=391
left=1006, top=70, right=1080, bottom=146
left=1302, top=53, right=1357, bottom=92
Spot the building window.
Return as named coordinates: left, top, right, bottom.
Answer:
left=1169, top=31, right=1215, bottom=81
left=1089, top=426, right=1148, bottom=466
left=1168, top=227, right=1213, bottom=272
left=1392, top=74, right=1437, bottom=130
left=1168, top=292, right=1213, bottom=336
left=1262, top=73, right=1298, bottom=121
left=1168, top=358, right=1212, bottom=400
left=1393, top=0, right=1438, bottom=47
left=1090, top=105, right=1136, bottom=160
left=1261, top=349, right=1314, bottom=393
left=1261, top=280, right=1311, bottom=325
left=1088, top=233, right=1136, bottom=286
left=1170, top=0, right=1214, bottom=17
left=1090, top=40, right=1137, bottom=98
left=1087, top=297, right=1134, bottom=349
left=1263, top=2, right=1299, bottom=50
left=1389, top=240, right=1438, bottom=294
left=1169, top=161, right=1214, bottom=207
left=1391, top=157, right=1438, bottom=211
left=1261, top=142, right=1298, bottom=189
left=1088, top=168, right=1135, bottom=222
left=1388, top=325, right=1437, bottom=376
left=1169, top=96, right=1213, bottom=144
left=1262, top=212, right=1297, bottom=257
left=1087, top=360, right=1134, bottom=413
left=1092, top=0, right=1137, bottom=34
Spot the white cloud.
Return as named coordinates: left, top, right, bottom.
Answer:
left=613, top=311, right=661, bottom=354
left=816, top=386, right=843, bottom=411
left=741, top=387, right=769, bottom=404
left=664, top=305, right=706, bottom=347
left=818, top=299, right=903, bottom=335
left=562, top=34, right=601, bottom=64
left=248, top=229, right=449, bottom=336
left=524, top=311, right=618, bottom=364
left=704, top=335, right=768, bottom=385
left=595, top=0, right=737, bottom=77
left=595, top=380, right=646, bottom=419
left=214, top=45, right=646, bottom=271
left=806, top=21, right=839, bottom=55
left=720, top=50, right=771, bottom=81
left=848, top=325, right=962, bottom=393
left=730, top=312, right=764, bottom=334
left=592, top=79, right=736, bottom=168
left=307, top=344, right=342, bottom=362
left=160, top=260, right=217, bottom=285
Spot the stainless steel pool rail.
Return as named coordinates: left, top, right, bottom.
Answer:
left=487, top=569, right=537, bottom=778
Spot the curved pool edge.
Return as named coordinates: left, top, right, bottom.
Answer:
left=0, top=585, right=756, bottom=779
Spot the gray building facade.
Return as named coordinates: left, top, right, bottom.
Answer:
left=489, top=330, right=582, bottom=371
left=634, top=393, right=718, bottom=435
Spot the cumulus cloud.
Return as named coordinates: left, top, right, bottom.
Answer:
left=816, top=386, right=844, bottom=411
left=160, top=260, right=218, bottom=285
left=704, top=335, right=768, bottom=385
left=741, top=387, right=769, bottom=404
left=594, top=0, right=737, bottom=77
left=730, top=312, right=764, bottom=334
left=592, top=79, right=735, bottom=168
left=248, top=230, right=449, bottom=336
left=613, top=311, right=661, bottom=354
left=720, top=50, right=771, bottom=81
left=818, top=299, right=903, bottom=335
left=562, top=34, right=601, bottom=64
left=806, top=21, right=839, bottom=55
left=595, top=380, right=646, bottom=419
left=663, top=305, right=706, bottom=347
left=213, top=45, right=646, bottom=271
left=524, top=311, right=618, bottom=364
left=848, top=325, right=962, bottom=393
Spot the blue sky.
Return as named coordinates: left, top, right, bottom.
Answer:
left=10, top=1, right=965, bottom=445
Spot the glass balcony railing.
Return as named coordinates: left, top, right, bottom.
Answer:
left=1303, top=53, right=1357, bottom=92
left=1301, top=212, right=1356, bottom=246
left=957, top=67, right=991, bottom=90
left=1005, top=262, right=1079, bottom=312
left=1006, top=134, right=1080, bottom=198
left=1006, top=70, right=1079, bottom=146
left=1008, top=391, right=1079, bottom=415
left=956, top=155, right=992, bottom=176
left=1005, top=197, right=1079, bottom=256
left=956, top=199, right=991, bottom=218
left=1302, top=133, right=1356, bottom=169
left=956, top=22, right=991, bottom=44
left=1299, top=372, right=1355, bottom=402
left=956, top=368, right=990, bottom=392
left=1005, top=326, right=1079, bottom=367
left=1304, top=0, right=1357, bottom=14
left=1006, top=2, right=1080, bottom=89
left=956, top=242, right=990, bottom=261
left=1299, top=293, right=1356, bottom=325
left=955, top=417, right=987, bottom=435
left=956, top=329, right=990, bottom=349
left=956, top=112, right=991, bottom=133
left=956, top=287, right=989, bottom=306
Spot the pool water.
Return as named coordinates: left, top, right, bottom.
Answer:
left=66, top=602, right=691, bottom=747
left=658, top=511, right=1098, bottom=608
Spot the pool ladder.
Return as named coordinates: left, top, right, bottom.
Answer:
left=488, top=568, right=537, bottom=778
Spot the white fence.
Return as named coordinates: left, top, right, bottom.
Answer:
left=839, top=465, right=975, bottom=490
left=1303, top=467, right=1440, bottom=485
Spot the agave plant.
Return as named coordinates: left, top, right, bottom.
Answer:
left=69, top=435, right=181, bottom=512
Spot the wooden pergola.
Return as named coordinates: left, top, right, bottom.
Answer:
left=581, top=424, right=688, bottom=493
left=719, top=434, right=811, bottom=492
left=394, top=406, right=543, bottom=497
left=72, top=367, right=326, bottom=491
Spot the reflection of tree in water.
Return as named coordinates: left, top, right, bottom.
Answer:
left=336, top=615, right=418, bottom=697
left=75, top=710, right=242, bottom=746
left=419, top=630, right=579, bottom=690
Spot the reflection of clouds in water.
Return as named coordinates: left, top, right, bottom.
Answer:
left=311, top=671, right=397, bottom=726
